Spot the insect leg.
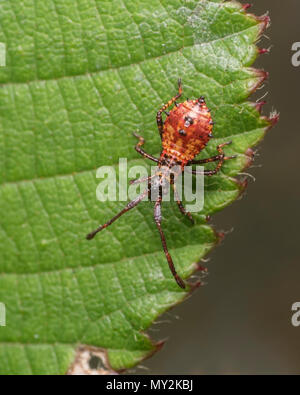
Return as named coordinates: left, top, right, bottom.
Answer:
left=156, top=78, right=183, bottom=139
left=129, top=175, right=154, bottom=185
left=190, top=153, right=236, bottom=165
left=190, top=141, right=236, bottom=176
left=133, top=132, right=159, bottom=163
left=154, top=194, right=186, bottom=289
left=171, top=183, right=194, bottom=224
left=86, top=190, right=148, bottom=240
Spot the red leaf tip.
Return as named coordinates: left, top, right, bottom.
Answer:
left=255, top=101, right=267, bottom=113
left=155, top=340, right=165, bottom=352
left=256, top=69, right=269, bottom=83
left=249, top=70, right=268, bottom=95
left=242, top=3, right=252, bottom=11
left=216, top=231, right=225, bottom=243
left=195, top=263, right=208, bottom=273
left=189, top=280, right=202, bottom=293
left=268, top=112, right=280, bottom=126
left=257, top=13, right=271, bottom=33
left=258, top=48, right=269, bottom=55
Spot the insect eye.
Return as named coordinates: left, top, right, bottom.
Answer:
left=179, top=129, right=186, bottom=136
left=184, top=116, right=194, bottom=127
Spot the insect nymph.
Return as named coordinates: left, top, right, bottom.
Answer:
left=87, top=79, right=235, bottom=289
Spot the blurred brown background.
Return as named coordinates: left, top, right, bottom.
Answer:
left=133, top=0, right=300, bottom=375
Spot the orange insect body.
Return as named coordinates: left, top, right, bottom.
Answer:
left=87, top=80, right=235, bottom=289
left=161, top=99, right=213, bottom=167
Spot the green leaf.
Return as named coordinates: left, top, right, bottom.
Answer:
left=0, top=0, right=277, bottom=374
